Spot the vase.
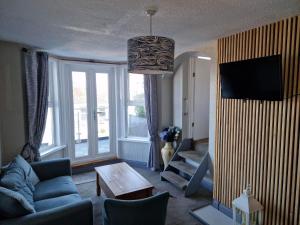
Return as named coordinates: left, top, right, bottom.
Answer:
left=161, top=142, right=174, bottom=170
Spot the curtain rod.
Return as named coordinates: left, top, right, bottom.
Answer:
left=22, top=48, right=127, bottom=66
left=51, top=55, right=127, bottom=65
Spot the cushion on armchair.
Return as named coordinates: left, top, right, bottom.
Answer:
left=0, top=163, right=35, bottom=206
left=0, top=187, right=35, bottom=218
left=34, top=194, right=82, bottom=212
left=33, top=176, right=78, bottom=201
left=15, top=155, right=40, bottom=186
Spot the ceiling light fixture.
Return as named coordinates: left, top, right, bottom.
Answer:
left=197, top=56, right=212, bottom=60
left=127, top=7, right=175, bottom=75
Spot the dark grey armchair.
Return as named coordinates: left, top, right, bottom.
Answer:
left=103, top=192, right=169, bottom=225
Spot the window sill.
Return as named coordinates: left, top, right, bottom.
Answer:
left=118, top=138, right=150, bottom=144
left=40, top=145, right=67, bottom=158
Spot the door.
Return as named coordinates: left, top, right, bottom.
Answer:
left=68, top=65, right=115, bottom=162
left=188, top=58, right=210, bottom=140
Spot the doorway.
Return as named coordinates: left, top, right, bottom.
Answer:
left=67, top=64, right=116, bottom=162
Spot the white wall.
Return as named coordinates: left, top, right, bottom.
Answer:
left=173, top=64, right=183, bottom=128
left=118, top=140, right=149, bottom=163
left=0, top=41, right=26, bottom=165
left=157, top=76, right=173, bottom=130
left=208, top=59, right=217, bottom=161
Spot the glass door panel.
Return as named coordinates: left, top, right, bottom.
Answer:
left=68, top=65, right=115, bottom=162
left=95, top=73, right=110, bottom=154
left=72, top=71, right=89, bottom=158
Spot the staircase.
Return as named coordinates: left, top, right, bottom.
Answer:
left=160, top=138, right=211, bottom=197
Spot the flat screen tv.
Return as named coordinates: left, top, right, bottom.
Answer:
left=220, top=55, right=283, bottom=101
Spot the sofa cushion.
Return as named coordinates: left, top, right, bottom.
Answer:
left=34, top=194, right=82, bottom=212
left=33, top=176, right=78, bottom=201
left=15, top=155, right=40, bottom=186
left=0, top=163, right=34, bottom=206
left=0, top=187, right=35, bottom=218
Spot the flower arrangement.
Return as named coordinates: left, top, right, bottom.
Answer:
left=159, top=126, right=181, bottom=142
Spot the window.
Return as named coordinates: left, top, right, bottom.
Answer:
left=41, top=91, right=54, bottom=150
left=72, top=71, right=89, bottom=157
left=126, top=73, right=148, bottom=138
left=40, top=60, right=58, bottom=152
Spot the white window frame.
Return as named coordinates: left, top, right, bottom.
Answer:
left=40, top=59, right=62, bottom=154
left=58, top=61, right=117, bottom=163
left=120, top=69, right=149, bottom=141
left=40, top=61, right=150, bottom=160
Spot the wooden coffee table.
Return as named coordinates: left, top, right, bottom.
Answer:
left=95, top=162, right=154, bottom=200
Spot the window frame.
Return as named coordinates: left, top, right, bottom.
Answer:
left=40, top=59, right=60, bottom=153
left=59, top=61, right=118, bottom=162
left=40, top=62, right=150, bottom=158
left=123, top=71, right=149, bottom=140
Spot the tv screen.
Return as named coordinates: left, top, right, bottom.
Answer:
left=220, top=55, right=283, bottom=101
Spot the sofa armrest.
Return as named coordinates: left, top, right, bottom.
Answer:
left=31, top=158, right=71, bottom=181
left=0, top=199, right=93, bottom=225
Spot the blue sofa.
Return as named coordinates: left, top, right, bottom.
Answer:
left=0, top=158, right=93, bottom=225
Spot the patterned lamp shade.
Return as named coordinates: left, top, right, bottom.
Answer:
left=127, top=36, right=175, bottom=75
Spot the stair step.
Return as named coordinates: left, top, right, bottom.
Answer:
left=161, top=171, right=188, bottom=190
left=196, top=143, right=209, bottom=151
left=178, top=151, right=206, bottom=164
left=189, top=145, right=209, bottom=154
left=169, top=161, right=197, bottom=176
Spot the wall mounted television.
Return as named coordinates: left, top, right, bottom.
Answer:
left=220, top=55, right=283, bottom=101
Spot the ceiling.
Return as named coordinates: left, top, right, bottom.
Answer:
left=0, top=0, right=299, bottom=61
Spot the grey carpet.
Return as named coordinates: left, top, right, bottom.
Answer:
left=73, top=167, right=211, bottom=225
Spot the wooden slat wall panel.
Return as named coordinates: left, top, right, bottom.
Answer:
left=214, top=16, right=300, bottom=225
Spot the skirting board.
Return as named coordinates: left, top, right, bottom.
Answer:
left=122, top=159, right=148, bottom=168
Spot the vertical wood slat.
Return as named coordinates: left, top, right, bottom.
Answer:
left=230, top=34, right=235, bottom=201
left=286, top=17, right=297, bottom=225
left=270, top=21, right=279, bottom=225
left=292, top=16, right=300, bottom=225
left=276, top=19, right=285, bottom=225
left=249, top=30, right=255, bottom=195
left=253, top=27, right=261, bottom=200
left=273, top=20, right=282, bottom=225
left=280, top=17, right=291, bottom=225
left=214, top=16, right=300, bottom=225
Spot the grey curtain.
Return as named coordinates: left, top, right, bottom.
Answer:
left=144, top=75, right=160, bottom=170
left=21, top=50, right=49, bottom=162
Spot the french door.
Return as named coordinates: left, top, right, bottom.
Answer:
left=67, top=64, right=116, bottom=162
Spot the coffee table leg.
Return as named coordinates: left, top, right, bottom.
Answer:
left=96, top=173, right=101, bottom=196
